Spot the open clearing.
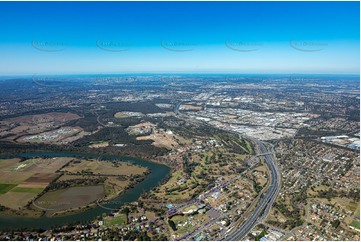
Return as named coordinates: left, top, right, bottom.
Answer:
left=89, top=141, right=110, bottom=148
left=170, top=213, right=210, bottom=237
left=11, top=187, right=44, bottom=193
left=114, top=111, right=144, bottom=119
left=33, top=185, right=105, bottom=214
left=0, top=158, right=22, bottom=170
left=179, top=104, right=203, bottom=111
left=254, top=163, right=268, bottom=187
left=17, top=126, right=87, bottom=144
left=137, top=128, right=180, bottom=149
left=103, top=176, right=131, bottom=200
left=0, top=191, right=39, bottom=209
left=105, top=213, right=128, bottom=226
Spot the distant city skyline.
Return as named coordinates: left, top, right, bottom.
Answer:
left=0, top=1, right=359, bottom=75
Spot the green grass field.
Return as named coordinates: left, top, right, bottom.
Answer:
left=171, top=213, right=209, bottom=236
left=0, top=184, right=17, bottom=194
left=105, top=214, right=127, bottom=226
left=11, top=187, right=44, bottom=193
left=350, top=220, right=360, bottom=230
left=245, top=140, right=253, bottom=154
left=171, top=215, right=194, bottom=235
left=353, top=203, right=360, bottom=217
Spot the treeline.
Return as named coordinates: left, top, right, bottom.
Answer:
left=273, top=202, right=304, bottom=229
left=73, top=127, right=152, bottom=147
left=316, top=187, right=360, bottom=202
left=46, top=177, right=106, bottom=191
left=0, top=140, right=168, bottom=161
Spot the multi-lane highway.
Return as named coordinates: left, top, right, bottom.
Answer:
left=174, top=102, right=282, bottom=241
left=223, top=138, right=281, bottom=240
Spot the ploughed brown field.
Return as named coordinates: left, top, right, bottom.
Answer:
left=32, top=185, right=105, bottom=215
left=25, top=173, right=59, bottom=184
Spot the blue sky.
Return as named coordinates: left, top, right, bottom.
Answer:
left=0, top=1, right=359, bottom=75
